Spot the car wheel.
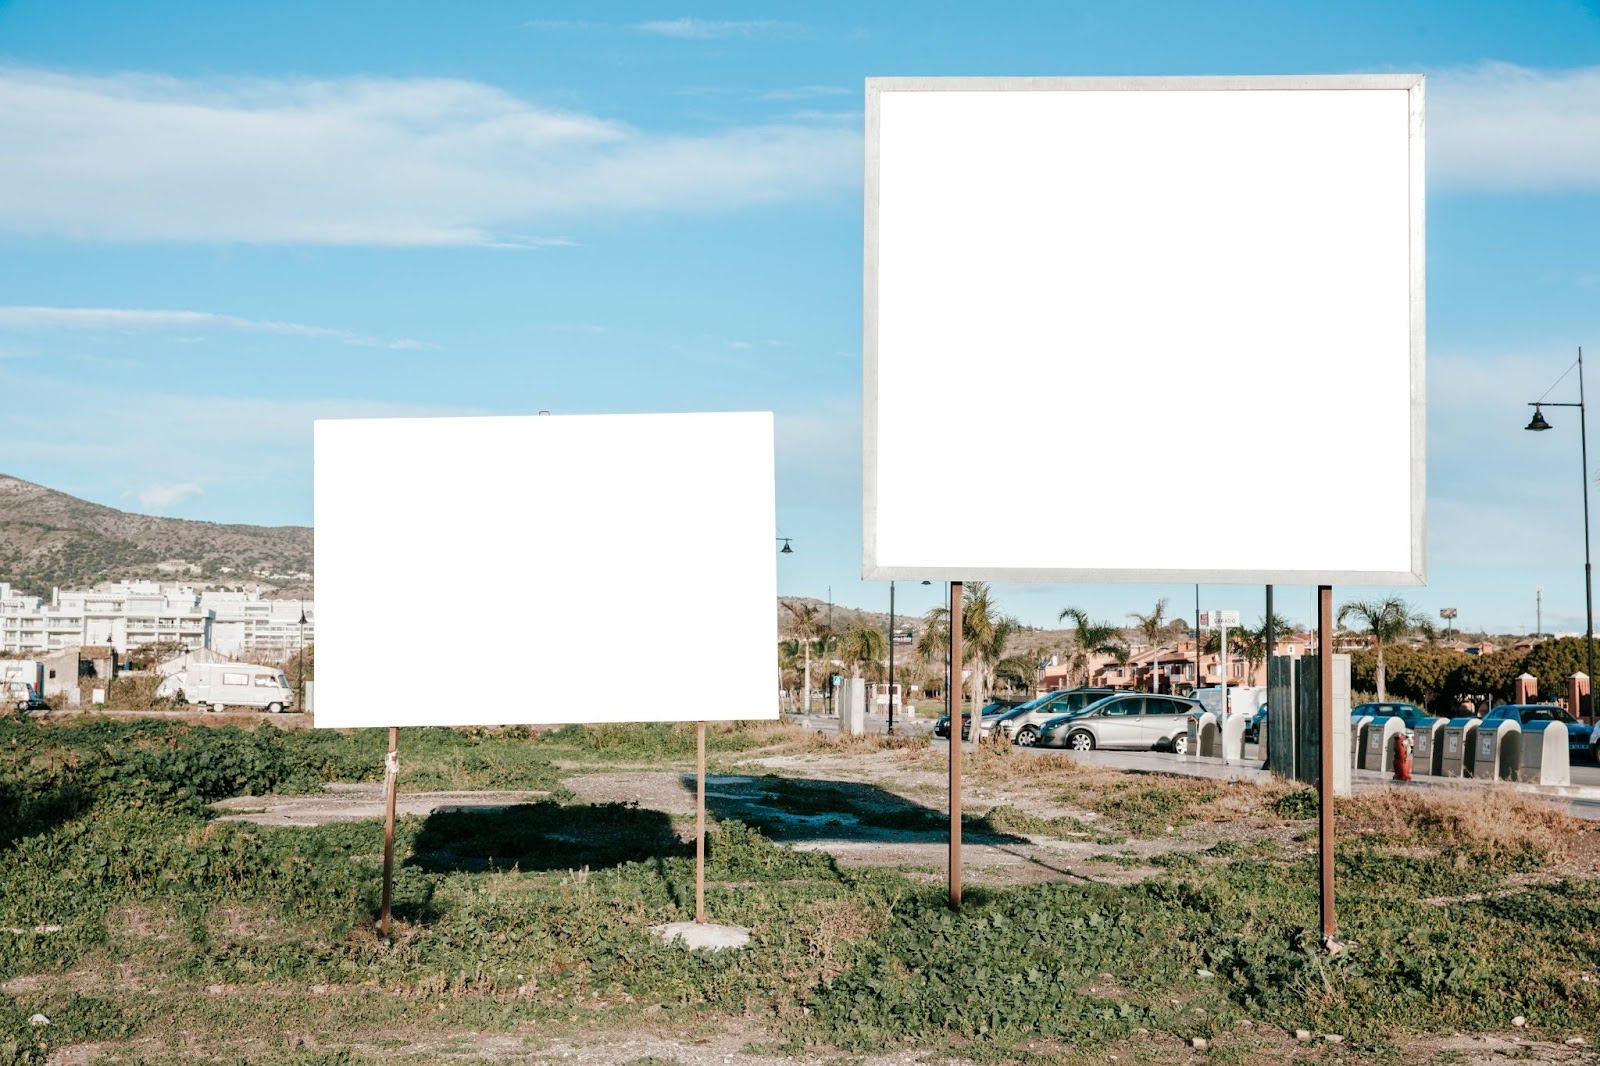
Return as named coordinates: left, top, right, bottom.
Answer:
left=213, top=703, right=225, bottom=714
left=1015, top=725, right=1039, bottom=747
left=1171, top=734, right=1190, bottom=756
left=1067, top=731, right=1095, bottom=752
left=267, top=702, right=283, bottom=715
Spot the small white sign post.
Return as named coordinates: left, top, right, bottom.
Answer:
left=1213, top=610, right=1240, bottom=765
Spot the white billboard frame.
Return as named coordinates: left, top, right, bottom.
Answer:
left=313, top=411, right=779, bottom=729
left=863, top=74, right=1426, bottom=586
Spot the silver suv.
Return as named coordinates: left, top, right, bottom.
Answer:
left=995, top=688, right=1116, bottom=746
left=1036, top=693, right=1204, bottom=753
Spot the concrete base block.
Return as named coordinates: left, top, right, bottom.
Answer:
left=651, top=921, right=751, bottom=951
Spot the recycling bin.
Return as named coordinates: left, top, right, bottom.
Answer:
left=1411, top=718, right=1446, bottom=776
left=1362, top=716, right=1406, bottom=773
left=1190, top=712, right=1220, bottom=758
left=1439, top=718, right=1478, bottom=778
left=1350, top=716, right=1373, bottom=770
left=1473, top=717, right=1521, bottom=781
left=1513, top=720, right=1570, bottom=787
left=1220, top=713, right=1246, bottom=762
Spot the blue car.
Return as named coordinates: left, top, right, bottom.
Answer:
left=934, top=699, right=1025, bottom=740
left=1243, top=704, right=1267, bottom=743
left=1480, top=704, right=1597, bottom=762
left=1351, top=702, right=1441, bottom=731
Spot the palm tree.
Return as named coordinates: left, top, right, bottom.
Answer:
left=1128, top=599, right=1169, bottom=649
left=1058, top=606, right=1122, bottom=687
left=837, top=624, right=888, bottom=680
left=1337, top=597, right=1423, bottom=702
left=782, top=600, right=823, bottom=713
left=915, top=609, right=950, bottom=702
left=1127, top=599, right=1169, bottom=690
left=921, top=582, right=1019, bottom=749
left=778, top=638, right=804, bottom=704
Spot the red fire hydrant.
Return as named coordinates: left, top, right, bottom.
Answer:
left=1393, top=731, right=1413, bottom=782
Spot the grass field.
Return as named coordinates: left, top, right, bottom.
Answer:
left=2, top=715, right=1599, bottom=1064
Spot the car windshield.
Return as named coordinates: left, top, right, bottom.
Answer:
left=1521, top=706, right=1577, bottom=724
left=1078, top=695, right=1126, bottom=715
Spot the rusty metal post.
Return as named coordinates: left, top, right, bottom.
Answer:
left=696, top=720, right=706, bottom=924
left=949, top=580, right=963, bottom=910
left=1317, top=586, right=1337, bottom=950
left=380, top=726, right=399, bottom=939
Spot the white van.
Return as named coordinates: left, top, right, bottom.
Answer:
left=162, top=662, right=295, bottom=713
left=1191, top=685, right=1266, bottom=719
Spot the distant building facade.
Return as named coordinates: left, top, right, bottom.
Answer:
left=0, top=580, right=312, bottom=658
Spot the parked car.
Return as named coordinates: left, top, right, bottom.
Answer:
left=1479, top=704, right=1596, bottom=763
left=933, top=699, right=1023, bottom=740
left=1242, top=704, right=1267, bottom=743
left=1351, top=702, right=1440, bottom=731
left=1036, top=693, right=1205, bottom=753
left=994, top=688, right=1117, bottom=746
left=2, top=680, right=39, bottom=713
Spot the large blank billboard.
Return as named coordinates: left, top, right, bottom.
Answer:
left=864, top=75, right=1425, bottom=585
left=314, top=412, right=778, bottom=728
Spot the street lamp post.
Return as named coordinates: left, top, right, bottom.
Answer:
left=1526, top=346, right=1595, bottom=720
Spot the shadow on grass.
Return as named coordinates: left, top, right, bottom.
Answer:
left=685, top=773, right=1027, bottom=845
left=406, top=801, right=690, bottom=874
left=0, top=781, right=92, bottom=853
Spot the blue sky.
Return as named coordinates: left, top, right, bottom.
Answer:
left=1, top=0, right=1597, bottom=634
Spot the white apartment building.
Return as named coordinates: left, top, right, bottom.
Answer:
left=0, top=581, right=313, bottom=658
left=200, top=591, right=313, bottom=657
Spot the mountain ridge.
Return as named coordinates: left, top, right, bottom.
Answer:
left=0, top=474, right=312, bottom=598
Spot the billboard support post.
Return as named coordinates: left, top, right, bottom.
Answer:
left=696, top=721, right=706, bottom=924
left=948, top=580, right=963, bottom=911
left=1317, top=586, right=1339, bottom=952
left=380, top=726, right=399, bottom=940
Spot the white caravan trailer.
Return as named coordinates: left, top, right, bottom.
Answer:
left=161, top=662, right=295, bottom=713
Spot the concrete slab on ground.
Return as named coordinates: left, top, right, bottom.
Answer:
left=212, top=786, right=550, bottom=826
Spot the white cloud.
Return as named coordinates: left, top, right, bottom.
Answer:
left=0, top=306, right=428, bottom=349
left=632, top=18, right=801, bottom=40
left=0, top=67, right=859, bottom=246
left=757, top=86, right=850, bottom=101
left=132, top=481, right=204, bottom=513
left=1, top=364, right=483, bottom=524
left=1430, top=62, right=1600, bottom=190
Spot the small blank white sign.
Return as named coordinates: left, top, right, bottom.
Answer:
left=865, top=76, right=1425, bottom=585
left=314, top=412, right=778, bottom=728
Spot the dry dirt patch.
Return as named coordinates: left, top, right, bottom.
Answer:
left=212, top=785, right=551, bottom=827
